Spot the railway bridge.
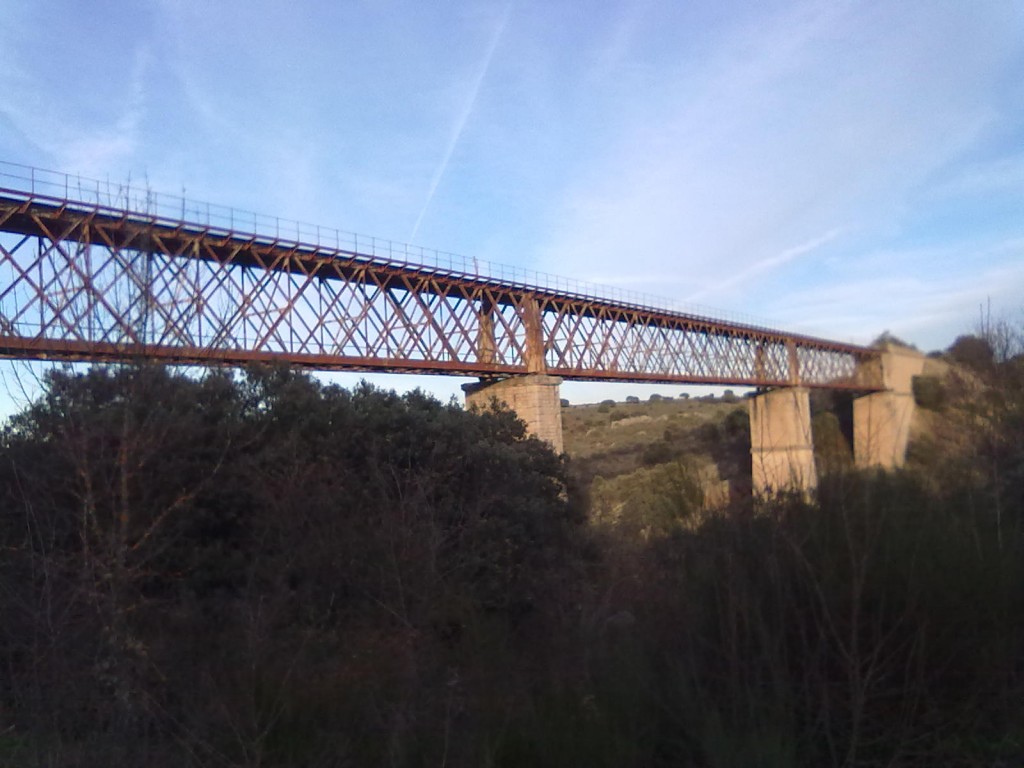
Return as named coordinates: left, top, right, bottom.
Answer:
left=0, top=163, right=923, bottom=495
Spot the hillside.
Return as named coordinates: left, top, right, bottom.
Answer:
left=561, top=354, right=983, bottom=516
left=562, top=393, right=752, bottom=521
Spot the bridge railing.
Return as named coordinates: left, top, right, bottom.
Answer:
left=0, top=160, right=789, bottom=336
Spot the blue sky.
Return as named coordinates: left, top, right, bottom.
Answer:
left=1, top=0, right=1023, bottom=406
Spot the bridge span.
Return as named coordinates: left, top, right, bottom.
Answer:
left=0, top=163, right=920, bottom=495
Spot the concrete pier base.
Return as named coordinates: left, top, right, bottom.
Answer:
left=854, top=345, right=925, bottom=469
left=463, top=375, right=564, bottom=453
left=749, top=387, right=817, bottom=496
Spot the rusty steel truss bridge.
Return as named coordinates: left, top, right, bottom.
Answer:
left=0, top=163, right=882, bottom=391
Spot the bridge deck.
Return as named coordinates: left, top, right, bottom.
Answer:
left=0, top=181, right=883, bottom=391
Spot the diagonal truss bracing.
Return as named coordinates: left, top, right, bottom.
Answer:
left=0, top=191, right=883, bottom=390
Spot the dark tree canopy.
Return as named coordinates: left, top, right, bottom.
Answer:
left=948, top=333, right=995, bottom=370
left=0, top=365, right=584, bottom=766
left=2, top=356, right=1023, bottom=767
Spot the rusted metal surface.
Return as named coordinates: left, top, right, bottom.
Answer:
left=0, top=186, right=884, bottom=390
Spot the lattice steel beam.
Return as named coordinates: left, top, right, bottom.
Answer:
left=0, top=191, right=883, bottom=390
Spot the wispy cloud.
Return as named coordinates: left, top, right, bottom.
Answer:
left=408, top=2, right=512, bottom=242
left=0, top=35, right=151, bottom=176
left=685, top=227, right=845, bottom=303
left=58, top=45, right=152, bottom=176
left=535, top=0, right=1024, bottom=340
left=763, top=237, right=1024, bottom=346
left=1, top=0, right=1020, bottom=375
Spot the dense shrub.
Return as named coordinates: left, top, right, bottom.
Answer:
left=912, top=374, right=946, bottom=410
left=2, top=351, right=1023, bottom=767
left=948, top=333, right=994, bottom=370
left=0, top=365, right=584, bottom=767
left=641, top=438, right=674, bottom=466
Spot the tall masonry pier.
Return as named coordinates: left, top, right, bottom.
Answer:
left=750, top=386, right=817, bottom=496
left=853, top=344, right=926, bottom=470
left=748, top=342, right=925, bottom=496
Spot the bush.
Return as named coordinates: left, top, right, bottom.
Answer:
left=912, top=375, right=945, bottom=410
left=632, top=470, right=1024, bottom=767
left=697, top=420, right=722, bottom=442
left=641, top=439, right=674, bottom=466
left=723, top=407, right=749, bottom=439
left=872, top=330, right=917, bottom=349
left=0, top=365, right=583, bottom=766
left=812, top=410, right=853, bottom=472
left=948, top=334, right=994, bottom=370
left=625, top=395, right=640, bottom=404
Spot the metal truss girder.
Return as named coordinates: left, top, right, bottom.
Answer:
left=0, top=193, right=884, bottom=391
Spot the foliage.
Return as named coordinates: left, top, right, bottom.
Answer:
left=812, top=410, right=854, bottom=474
left=948, top=333, right=994, bottom=371
left=912, top=374, right=945, bottom=410
left=0, top=365, right=583, bottom=767
left=590, top=460, right=704, bottom=534
left=2, top=350, right=1024, bottom=766
left=871, top=330, right=917, bottom=349
left=641, top=438, right=674, bottom=466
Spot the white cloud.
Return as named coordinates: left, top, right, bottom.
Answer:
left=764, top=237, right=1024, bottom=348
left=0, top=31, right=152, bottom=177
left=58, top=46, right=151, bottom=176
left=686, top=227, right=845, bottom=303
left=534, top=0, right=1023, bottom=324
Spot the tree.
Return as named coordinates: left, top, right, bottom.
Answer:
left=975, top=300, right=1023, bottom=363
left=0, top=365, right=584, bottom=765
left=948, top=334, right=994, bottom=370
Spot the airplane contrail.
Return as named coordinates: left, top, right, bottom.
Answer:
left=685, top=226, right=846, bottom=303
left=409, top=2, right=513, bottom=243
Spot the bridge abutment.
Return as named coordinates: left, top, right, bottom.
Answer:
left=853, top=345, right=925, bottom=469
left=749, top=387, right=817, bottom=496
left=463, top=375, right=564, bottom=453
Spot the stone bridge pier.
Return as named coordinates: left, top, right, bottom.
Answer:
left=749, top=343, right=925, bottom=497
left=463, top=375, right=564, bottom=453
left=852, top=345, right=925, bottom=470
left=749, top=386, right=818, bottom=497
